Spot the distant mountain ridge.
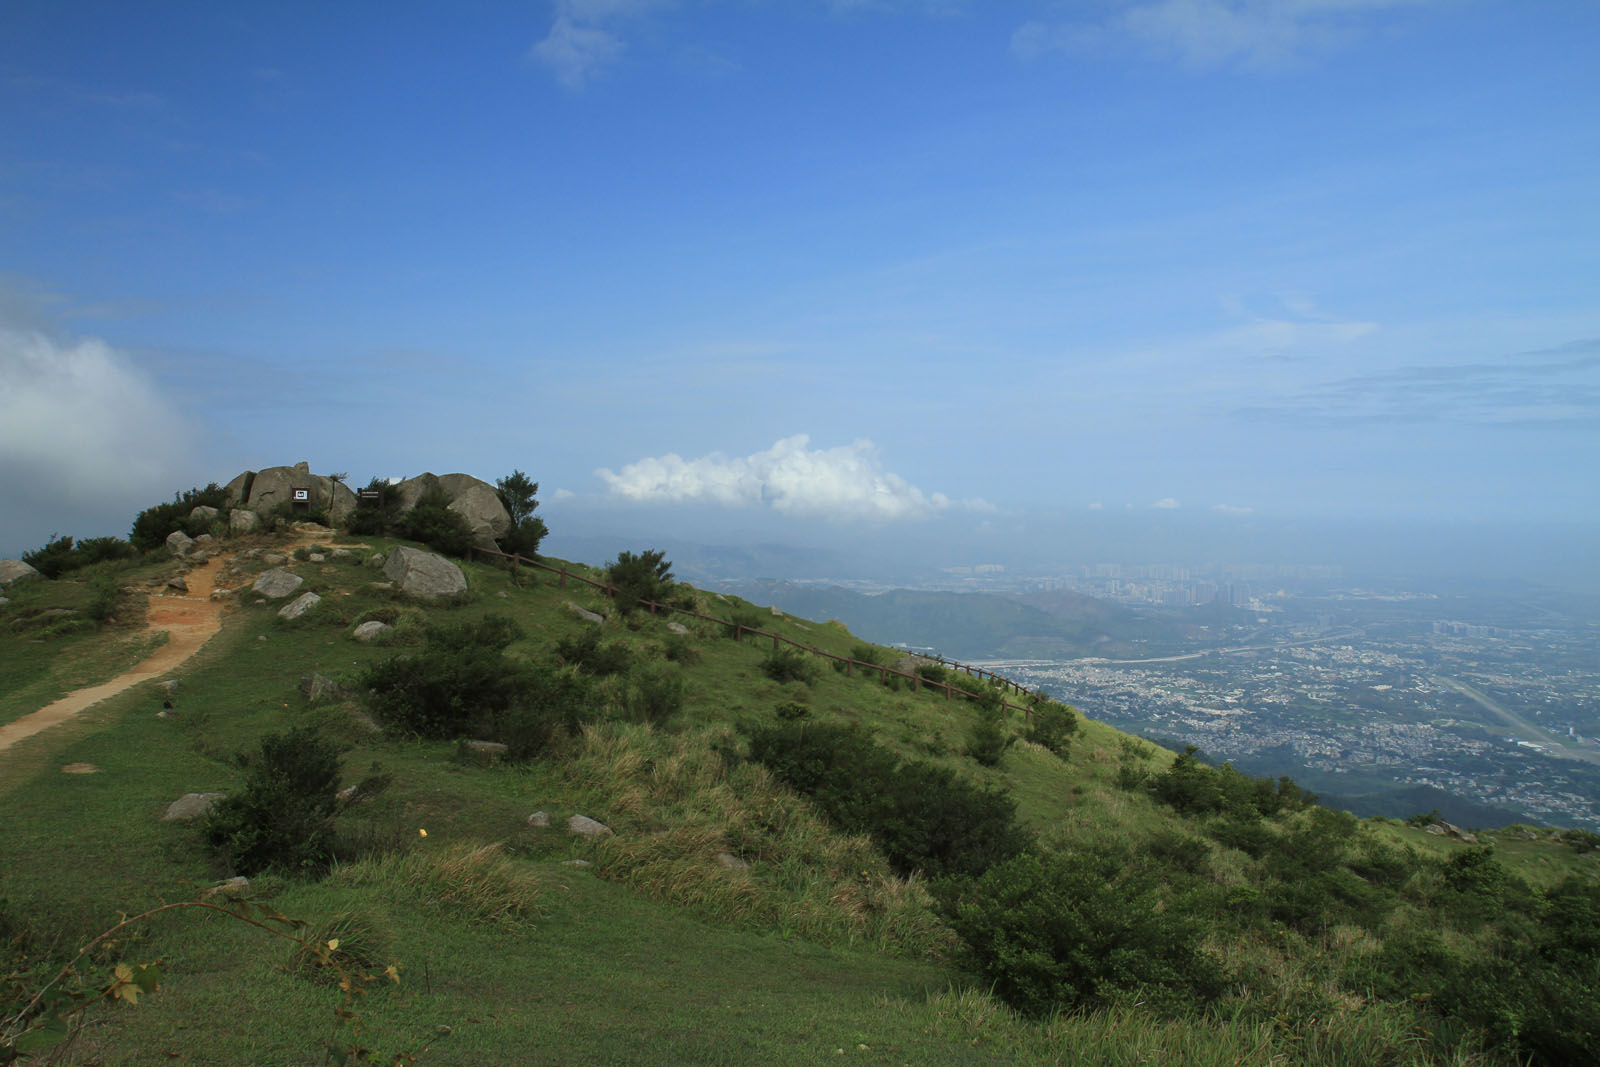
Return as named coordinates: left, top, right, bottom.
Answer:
left=719, top=580, right=1184, bottom=660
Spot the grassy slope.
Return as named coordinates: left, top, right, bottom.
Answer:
left=1, top=535, right=1592, bottom=1064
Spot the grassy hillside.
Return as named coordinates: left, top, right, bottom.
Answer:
left=3, top=527, right=1597, bottom=1065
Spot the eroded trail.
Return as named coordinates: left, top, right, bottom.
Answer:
left=0, top=554, right=235, bottom=754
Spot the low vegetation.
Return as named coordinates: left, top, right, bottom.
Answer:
left=2, top=481, right=1597, bottom=1065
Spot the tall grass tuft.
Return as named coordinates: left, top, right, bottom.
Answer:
left=331, top=843, right=541, bottom=924
left=562, top=722, right=951, bottom=959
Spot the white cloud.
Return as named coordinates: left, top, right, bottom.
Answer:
left=596, top=434, right=988, bottom=521
left=1087, top=500, right=1105, bottom=510
left=1017, top=0, right=1425, bottom=70
left=1210, top=503, right=1254, bottom=515
left=552, top=488, right=576, bottom=501
left=529, top=17, right=625, bottom=89
left=1152, top=497, right=1182, bottom=509
left=0, top=319, right=198, bottom=551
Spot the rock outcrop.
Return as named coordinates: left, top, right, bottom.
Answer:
left=278, top=591, right=322, bottom=619
left=225, top=461, right=356, bottom=526
left=0, top=560, right=41, bottom=588
left=382, top=546, right=466, bottom=599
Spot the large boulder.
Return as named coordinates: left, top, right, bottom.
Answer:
left=223, top=469, right=256, bottom=507
left=166, top=530, right=195, bottom=558
left=244, top=463, right=310, bottom=513
left=393, top=473, right=442, bottom=511
left=382, top=546, right=466, bottom=599
left=352, top=620, right=392, bottom=643
left=0, top=560, right=40, bottom=588
left=326, top=479, right=357, bottom=527
left=252, top=567, right=304, bottom=599
left=229, top=508, right=261, bottom=534
left=189, top=505, right=220, bottom=523
left=448, top=483, right=512, bottom=541
left=162, top=793, right=224, bottom=822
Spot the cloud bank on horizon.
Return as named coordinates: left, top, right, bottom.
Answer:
left=597, top=435, right=992, bottom=522
left=0, top=316, right=197, bottom=524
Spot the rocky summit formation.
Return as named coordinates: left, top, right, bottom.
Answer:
left=224, top=462, right=357, bottom=527
left=0, top=560, right=41, bottom=588
left=222, top=463, right=511, bottom=551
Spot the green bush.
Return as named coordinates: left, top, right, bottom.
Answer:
left=22, top=534, right=134, bottom=578
left=555, top=627, right=632, bottom=676
left=627, top=663, right=685, bottom=725
left=947, top=849, right=1223, bottom=1017
left=84, top=575, right=121, bottom=623
left=1023, top=701, right=1078, bottom=758
left=848, top=643, right=881, bottom=666
left=759, top=647, right=816, bottom=685
left=361, top=615, right=527, bottom=738
left=204, top=726, right=344, bottom=876
left=965, top=703, right=1014, bottom=767
left=397, top=486, right=475, bottom=557
left=495, top=470, right=549, bottom=558
left=345, top=477, right=403, bottom=536
left=745, top=720, right=1030, bottom=881
left=129, top=484, right=229, bottom=551
left=606, top=549, right=674, bottom=614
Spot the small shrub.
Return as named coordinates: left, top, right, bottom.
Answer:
left=286, top=909, right=391, bottom=984
left=361, top=615, right=527, bottom=738
left=760, top=647, right=816, bottom=685
left=555, top=627, right=632, bottom=676
left=915, top=663, right=949, bottom=686
left=849, top=643, right=881, bottom=666
left=84, top=574, right=122, bottom=623
left=397, top=486, right=475, bottom=557
left=1023, top=701, right=1078, bottom=758
left=965, top=704, right=1014, bottom=767
left=606, top=549, right=674, bottom=614
left=774, top=700, right=810, bottom=721
left=661, top=634, right=699, bottom=665
left=948, top=850, right=1222, bottom=1017
left=205, top=726, right=344, bottom=876
left=726, top=608, right=763, bottom=635
left=627, top=663, right=685, bottom=725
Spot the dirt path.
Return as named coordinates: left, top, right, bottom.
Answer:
left=0, top=527, right=355, bottom=756
left=0, top=554, right=236, bottom=754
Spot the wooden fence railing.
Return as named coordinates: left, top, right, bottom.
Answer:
left=465, top=545, right=1041, bottom=722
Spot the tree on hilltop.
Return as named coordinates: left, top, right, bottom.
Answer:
left=496, top=469, right=549, bottom=558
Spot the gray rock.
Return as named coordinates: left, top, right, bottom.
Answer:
left=0, top=560, right=36, bottom=588
left=382, top=546, right=466, bottom=599
left=210, top=587, right=236, bottom=601
left=308, top=552, right=326, bottom=562
left=568, top=814, right=613, bottom=839
left=158, top=679, right=180, bottom=694
left=299, top=672, right=346, bottom=703
left=252, top=567, right=304, bottom=599
left=562, top=859, right=592, bottom=868
left=437, top=472, right=495, bottom=499
left=194, top=533, right=215, bottom=545
left=166, top=530, right=195, bottom=557
left=245, top=464, right=306, bottom=513
left=365, top=553, right=386, bottom=568
left=166, top=576, right=189, bottom=593
left=715, top=852, right=749, bottom=870
left=162, top=792, right=225, bottom=822
left=261, top=552, right=288, bottom=566
left=278, top=591, right=322, bottom=619
left=448, top=483, right=512, bottom=541
left=770, top=605, right=783, bottom=617
left=187, top=550, right=210, bottom=564
left=567, top=601, right=605, bottom=624
left=393, top=472, right=442, bottom=512
left=229, top=508, right=261, bottom=534
left=327, top=480, right=357, bottom=527
left=189, top=505, right=220, bottom=523
left=1424, top=824, right=1448, bottom=836
left=0, top=597, right=10, bottom=607
left=462, top=740, right=509, bottom=766
left=528, top=811, right=552, bottom=827
left=331, top=548, right=353, bottom=560
left=206, top=876, right=250, bottom=897
left=337, top=785, right=359, bottom=804
left=352, top=620, right=393, bottom=643
left=666, top=621, right=689, bottom=635
left=223, top=469, right=255, bottom=507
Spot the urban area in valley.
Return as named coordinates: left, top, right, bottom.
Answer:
left=965, top=564, right=1600, bottom=830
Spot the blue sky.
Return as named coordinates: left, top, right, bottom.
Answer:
left=2, top=1, right=1597, bottom=579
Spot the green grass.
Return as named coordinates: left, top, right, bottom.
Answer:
left=2, top=529, right=1590, bottom=1065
